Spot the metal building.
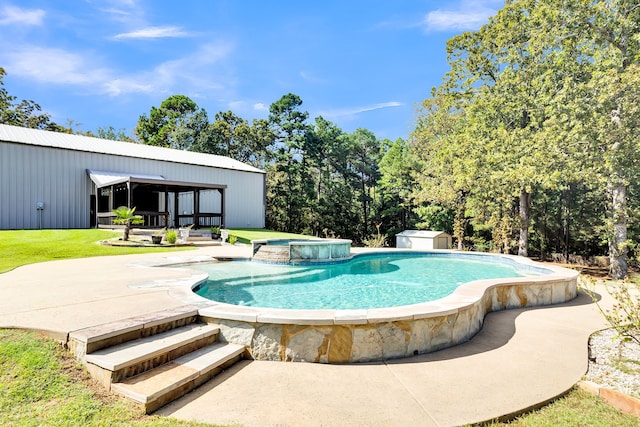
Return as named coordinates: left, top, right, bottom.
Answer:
left=0, top=124, right=266, bottom=230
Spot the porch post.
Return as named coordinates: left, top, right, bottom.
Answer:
left=127, top=181, right=132, bottom=208
left=220, top=188, right=225, bottom=227
left=194, top=190, right=200, bottom=228
left=173, top=191, right=179, bottom=228
left=164, top=189, right=169, bottom=227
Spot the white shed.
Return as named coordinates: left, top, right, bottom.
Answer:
left=396, top=230, right=452, bottom=250
left=0, top=124, right=266, bottom=230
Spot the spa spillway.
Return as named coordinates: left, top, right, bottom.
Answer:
left=251, top=238, right=352, bottom=263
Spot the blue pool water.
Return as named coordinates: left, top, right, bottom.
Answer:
left=192, top=253, right=545, bottom=310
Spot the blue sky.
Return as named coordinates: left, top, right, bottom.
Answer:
left=0, top=1, right=502, bottom=141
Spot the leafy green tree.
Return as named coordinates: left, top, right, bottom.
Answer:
left=410, top=95, right=479, bottom=250
left=0, top=67, right=62, bottom=130
left=194, top=111, right=274, bottom=167
left=95, top=126, right=134, bottom=142
left=531, top=0, right=640, bottom=278
left=266, top=93, right=313, bottom=233
left=346, top=128, right=381, bottom=241
left=135, top=95, right=208, bottom=150
left=377, top=138, right=419, bottom=240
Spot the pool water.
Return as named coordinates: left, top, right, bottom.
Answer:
left=192, top=253, right=543, bottom=310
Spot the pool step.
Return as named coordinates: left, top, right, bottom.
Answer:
left=68, top=306, right=246, bottom=413
left=111, top=342, right=245, bottom=413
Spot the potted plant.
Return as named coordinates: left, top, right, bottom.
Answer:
left=178, top=223, right=194, bottom=243
left=210, top=226, right=221, bottom=240
left=151, top=228, right=165, bottom=244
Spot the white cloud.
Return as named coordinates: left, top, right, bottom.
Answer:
left=113, top=25, right=191, bottom=40
left=4, top=45, right=109, bottom=85
left=2, top=41, right=234, bottom=98
left=319, top=102, right=402, bottom=119
left=0, top=5, right=45, bottom=26
left=424, top=1, right=498, bottom=32
left=253, top=103, right=268, bottom=111
left=103, top=41, right=234, bottom=96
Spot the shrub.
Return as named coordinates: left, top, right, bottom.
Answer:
left=585, top=278, right=640, bottom=345
left=228, top=235, right=237, bottom=245
left=165, top=229, right=177, bottom=244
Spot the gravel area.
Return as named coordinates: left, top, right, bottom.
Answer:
left=586, top=328, right=640, bottom=398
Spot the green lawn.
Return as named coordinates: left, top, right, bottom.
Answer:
left=227, top=228, right=313, bottom=244
left=0, top=228, right=314, bottom=273
left=0, top=329, right=220, bottom=427
left=487, top=388, right=640, bottom=426
left=0, top=229, right=193, bottom=273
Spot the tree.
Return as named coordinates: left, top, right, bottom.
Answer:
left=0, top=67, right=62, bottom=130
left=266, top=94, right=313, bottom=233
left=95, top=126, right=135, bottom=142
left=112, top=206, right=143, bottom=241
left=135, top=95, right=208, bottom=150
left=346, top=128, right=381, bottom=241
left=410, top=95, right=479, bottom=250
left=531, top=0, right=640, bottom=278
left=194, top=111, right=274, bottom=167
left=378, top=138, right=418, bottom=239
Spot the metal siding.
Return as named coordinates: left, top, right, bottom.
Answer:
left=0, top=141, right=265, bottom=229
left=0, top=124, right=264, bottom=174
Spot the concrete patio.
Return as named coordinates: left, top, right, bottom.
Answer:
left=0, top=245, right=611, bottom=426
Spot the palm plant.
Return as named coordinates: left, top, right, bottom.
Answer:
left=112, top=206, right=144, bottom=241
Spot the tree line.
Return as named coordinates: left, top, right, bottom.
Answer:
left=2, top=0, right=638, bottom=278
left=409, top=0, right=640, bottom=278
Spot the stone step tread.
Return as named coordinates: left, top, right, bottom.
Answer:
left=85, top=323, right=219, bottom=371
left=111, top=343, right=245, bottom=404
left=69, top=305, right=198, bottom=344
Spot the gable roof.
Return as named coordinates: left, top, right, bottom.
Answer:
left=0, top=124, right=265, bottom=174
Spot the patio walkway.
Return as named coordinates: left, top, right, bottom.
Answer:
left=0, top=246, right=610, bottom=427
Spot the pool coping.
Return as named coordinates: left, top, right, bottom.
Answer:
left=154, top=249, right=578, bottom=326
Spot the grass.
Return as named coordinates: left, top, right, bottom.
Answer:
left=0, top=329, right=220, bottom=427
left=0, top=229, right=193, bottom=273
left=227, top=228, right=314, bottom=244
left=0, top=228, right=316, bottom=273
left=487, top=387, right=640, bottom=426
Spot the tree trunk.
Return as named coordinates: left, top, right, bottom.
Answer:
left=123, top=224, right=130, bottom=241
left=608, top=181, right=627, bottom=279
left=453, top=190, right=468, bottom=251
left=517, top=189, right=531, bottom=257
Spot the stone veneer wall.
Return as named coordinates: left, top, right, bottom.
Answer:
left=199, top=278, right=577, bottom=363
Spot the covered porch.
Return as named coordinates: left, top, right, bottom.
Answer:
left=87, top=170, right=226, bottom=229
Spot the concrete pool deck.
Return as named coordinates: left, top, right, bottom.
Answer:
left=0, top=245, right=611, bottom=426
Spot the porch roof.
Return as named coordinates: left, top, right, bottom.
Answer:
left=87, top=169, right=227, bottom=192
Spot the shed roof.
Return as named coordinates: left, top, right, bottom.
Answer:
left=0, top=124, right=265, bottom=174
left=395, top=230, right=450, bottom=238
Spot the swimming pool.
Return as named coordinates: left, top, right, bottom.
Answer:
left=171, top=249, right=577, bottom=363
left=192, top=253, right=546, bottom=310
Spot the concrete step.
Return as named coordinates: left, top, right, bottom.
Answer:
left=85, top=323, right=219, bottom=387
left=111, top=342, right=246, bottom=413
left=68, top=305, right=199, bottom=358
